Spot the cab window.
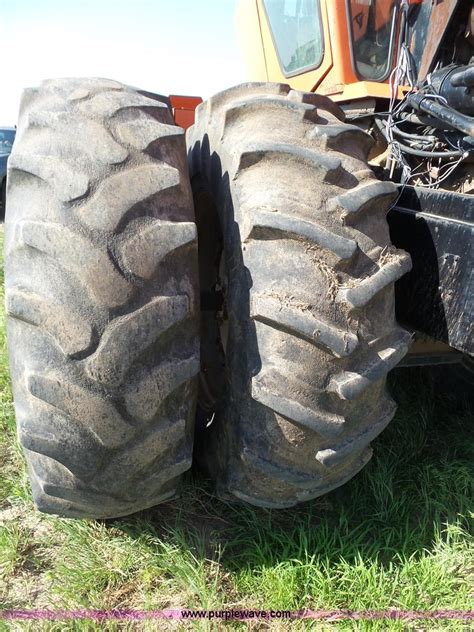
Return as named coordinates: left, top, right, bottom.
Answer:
left=262, top=0, right=324, bottom=76
left=347, top=0, right=398, bottom=81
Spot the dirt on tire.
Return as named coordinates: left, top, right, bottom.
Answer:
left=5, top=78, right=200, bottom=518
left=187, top=82, right=412, bottom=508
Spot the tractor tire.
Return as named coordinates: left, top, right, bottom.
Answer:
left=5, top=78, right=199, bottom=518
left=187, top=83, right=412, bottom=508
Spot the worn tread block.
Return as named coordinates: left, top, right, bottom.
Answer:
left=252, top=377, right=345, bottom=437
left=244, top=208, right=357, bottom=260
left=125, top=355, right=200, bottom=422
left=328, top=330, right=412, bottom=400
left=77, top=163, right=181, bottom=232
left=316, top=403, right=396, bottom=467
left=27, top=373, right=134, bottom=448
left=251, top=293, right=358, bottom=357
left=338, top=253, right=412, bottom=308
left=118, top=219, right=196, bottom=279
left=7, top=288, right=93, bottom=356
left=86, top=295, right=189, bottom=387
left=18, top=220, right=133, bottom=307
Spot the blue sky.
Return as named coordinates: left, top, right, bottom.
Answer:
left=0, top=0, right=246, bottom=124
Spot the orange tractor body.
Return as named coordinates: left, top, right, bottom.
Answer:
left=235, top=0, right=457, bottom=102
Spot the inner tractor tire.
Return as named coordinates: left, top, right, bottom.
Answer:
left=187, top=82, right=412, bottom=508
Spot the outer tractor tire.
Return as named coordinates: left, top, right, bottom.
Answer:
left=187, top=83, right=412, bottom=508
left=5, top=78, right=199, bottom=518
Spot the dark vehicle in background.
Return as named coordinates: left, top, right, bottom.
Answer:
left=0, top=127, right=15, bottom=220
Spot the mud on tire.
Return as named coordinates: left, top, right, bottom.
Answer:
left=5, top=78, right=199, bottom=518
left=187, top=83, right=412, bottom=508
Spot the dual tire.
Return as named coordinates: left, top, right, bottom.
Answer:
left=5, top=79, right=410, bottom=517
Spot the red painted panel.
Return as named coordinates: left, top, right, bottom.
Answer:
left=169, top=94, right=203, bottom=129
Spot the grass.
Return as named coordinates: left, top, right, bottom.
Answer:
left=0, top=223, right=472, bottom=630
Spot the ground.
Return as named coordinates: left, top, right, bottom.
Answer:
left=0, top=225, right=472, bottom=631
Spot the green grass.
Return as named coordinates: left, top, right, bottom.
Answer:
left=0, top=224, right=472, bottom=631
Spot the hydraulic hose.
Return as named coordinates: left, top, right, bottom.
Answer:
left=374, top=117, right=466, bottom=158
left=408, top=93, right=474, bottom=137
left=392, top=143, right=465, bottom=159
left=392, top=126, right=437, bottom=143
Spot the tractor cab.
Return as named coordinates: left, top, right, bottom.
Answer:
left=237, top=0, right=472, bottom=102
